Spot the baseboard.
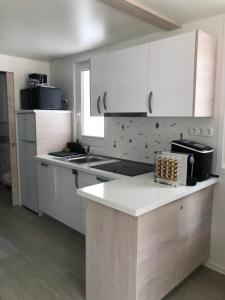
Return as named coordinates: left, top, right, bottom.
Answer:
left=204, top=260, right=225, bottom=275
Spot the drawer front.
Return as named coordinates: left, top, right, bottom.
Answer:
left=78, top=171, right=113, bottom=187
left=78, top=171, right=113, bottom=211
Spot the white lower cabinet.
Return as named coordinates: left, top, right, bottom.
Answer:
left=37, top=161, right=113, bottom=234
left=54, top=166, right=81, bottom=232
left=37, top=161, right=55, bottom=217
left=78, top=174, right=112, bottom=234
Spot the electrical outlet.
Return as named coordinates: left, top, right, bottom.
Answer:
left=195, top=128, right=202, bottom=135
left=189, top=127, right=214, bottom=137
left=202, top=128, right=214, bottom=137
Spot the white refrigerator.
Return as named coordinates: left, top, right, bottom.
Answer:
left=18, top=113, right=38, bottom=212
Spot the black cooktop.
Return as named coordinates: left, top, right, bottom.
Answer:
left=91, top=160, right=154, bottom=177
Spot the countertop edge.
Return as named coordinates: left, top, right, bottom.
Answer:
left=36, top=155, right=219, bottom=217
left=77, top=177, right=219, bottom=217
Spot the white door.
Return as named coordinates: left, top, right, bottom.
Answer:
left=90, top=56, right=103, bottom=116
left=102, top=44, right=149, bottom=114
left=37, top=161, right=55, bottom=217
left=19, top=141, right=38, bottom=212
left=54, top=166, right=81, bottom=232
left=148, top=31, right=196, bottom=117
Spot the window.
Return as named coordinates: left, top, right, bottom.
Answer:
left=80, top=65, right=104, bottom=138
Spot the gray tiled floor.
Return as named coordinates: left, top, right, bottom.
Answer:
left=0, top=187, right=85, bottom=300
left=0, top=187, right=225, bottom=300
left=165, top=267, right=225, bottom=300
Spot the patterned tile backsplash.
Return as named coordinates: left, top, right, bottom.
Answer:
left=108, top=117, right=215, bottom=164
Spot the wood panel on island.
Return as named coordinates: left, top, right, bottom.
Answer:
left=86, top=187, right=214, bottom=300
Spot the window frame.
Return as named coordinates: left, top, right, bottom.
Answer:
left=75, top=61, right=108, bottom=149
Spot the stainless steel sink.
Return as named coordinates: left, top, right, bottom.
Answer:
left=68, top=156, right=104, bottom=164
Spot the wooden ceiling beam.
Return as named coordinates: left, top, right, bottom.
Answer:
left=99, top=0, right=181, bottom=31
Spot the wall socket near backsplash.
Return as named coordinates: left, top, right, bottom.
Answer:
left=189, top=126, right=214, bottom=137
left=109, top=117, right=215, bottom=164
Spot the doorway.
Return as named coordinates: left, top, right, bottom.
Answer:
left=0, top=71, right=19, bottom=207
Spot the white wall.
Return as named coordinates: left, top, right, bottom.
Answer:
left=207, top=175, right=225, bottom=274
left=50, top=14, right=225, bottom=274
left=0, top=54, right=50, bottom=110
left=0, top=54, right=50, bottom=203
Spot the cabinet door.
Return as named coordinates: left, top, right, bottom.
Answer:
left=54, top=166, right=81, bottom=232
left=19, top=141, right=38, bottom=212
left=176, top=187, right=213, bottom=284
left=148, top=31, right=196, bottom=117
left=79, top=172, right=113, bottom=235
left=90, top=56, right=103, bottom=116
left=102, top=44, right=149, bottom=114
left=17, top=113, right=36, bottom=142
left=37, top=161, right=55, bottom=217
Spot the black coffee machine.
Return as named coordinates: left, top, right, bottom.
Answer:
left=171, top=140, right=214, bottom=182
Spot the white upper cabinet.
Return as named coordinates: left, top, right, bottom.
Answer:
left=148, top=31, right=196, bottom=117
left=90, top=30, right=217, bottom=117
left=148, top=31, right=217, bottom=117
left=102, top=44, right=149, bottom=114
left=90, top=55, right=103, bottom=116
left=90, top=44, right=149, bottom=116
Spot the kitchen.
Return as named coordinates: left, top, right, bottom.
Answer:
left=0, top=1, right=225, bottom=299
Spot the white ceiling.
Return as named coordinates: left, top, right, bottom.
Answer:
left=0, top=0, right=225, bottom=61
left=141, top=0, right=225, bottom=24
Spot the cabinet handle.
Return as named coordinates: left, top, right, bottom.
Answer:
left=148, top=91, right=153, bottom=114
left=72, top=169, right=79, bottom=189
left=96, top=176, right=110, bottom=183
left=41, top=162, right=48, bottom=167
left=180, top=206, right=183, bottom=210
left=97, top=96, right=101, bottom=114
left=103, top=92, right=107, bottom=110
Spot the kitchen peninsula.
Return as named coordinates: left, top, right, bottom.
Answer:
left=78, top=174, right=218, bottom=300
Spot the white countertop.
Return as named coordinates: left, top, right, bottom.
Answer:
left=77, top=173, right=219, bottom=217
left=35, top=154, right=125, bottom=180
left=36, top=154, right=219, bottom=217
